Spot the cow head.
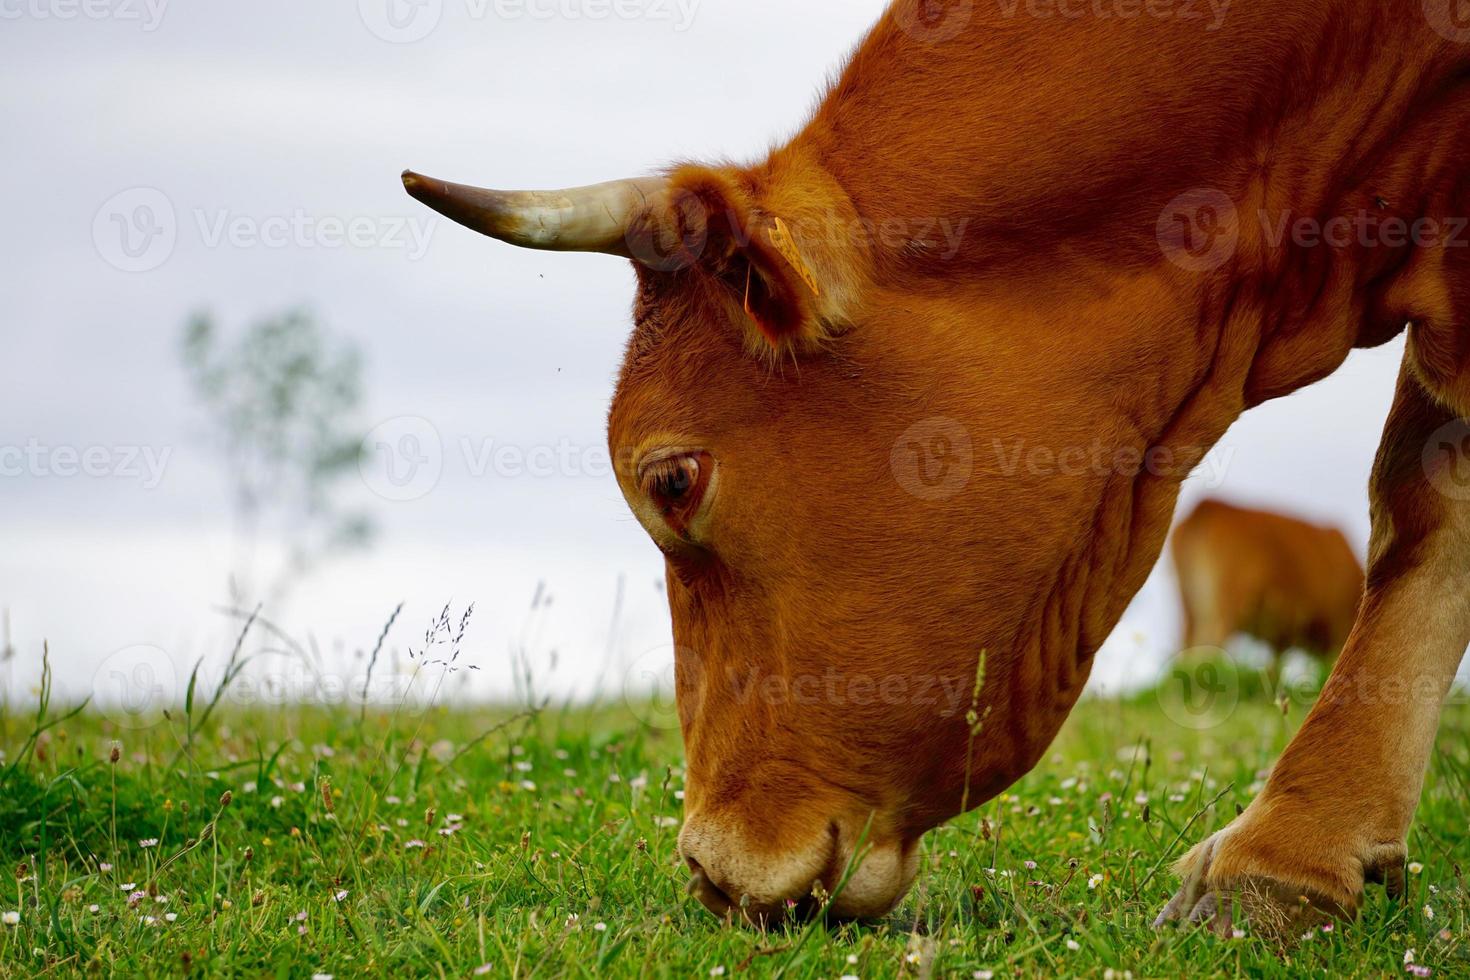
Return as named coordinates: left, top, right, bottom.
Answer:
left=403, top=158, right=1198, bottom=922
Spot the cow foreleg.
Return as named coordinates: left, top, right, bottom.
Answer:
left=1156, top=362, right=1470, bottom=938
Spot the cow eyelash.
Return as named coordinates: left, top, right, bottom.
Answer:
left=639, top=451, right=713, bottom=530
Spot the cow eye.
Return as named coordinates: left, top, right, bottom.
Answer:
left=639, top=451, right=713, bottom=532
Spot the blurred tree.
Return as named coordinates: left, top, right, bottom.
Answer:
left=181, top=309, right=373, bottom=609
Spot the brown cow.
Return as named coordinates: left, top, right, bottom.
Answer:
left=403, top=0, right=1470, bottom=935
left=1172, top=499, right=1364, bottom=666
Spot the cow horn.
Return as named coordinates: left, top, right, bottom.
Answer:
left=401, top=169, right=670, bottom=257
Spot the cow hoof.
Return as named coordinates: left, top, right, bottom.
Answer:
left=1153, top=820, right=1407, bottom=944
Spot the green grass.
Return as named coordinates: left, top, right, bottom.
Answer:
left=2, top=663, right=1468, bottom=978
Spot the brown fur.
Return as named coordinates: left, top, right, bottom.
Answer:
left=438, top=0, right=1470, bottom=924
left=1171, top=499, right=1364, bottom=663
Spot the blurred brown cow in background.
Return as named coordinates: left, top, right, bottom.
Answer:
left=1172, top=499, right=1364, bottom=666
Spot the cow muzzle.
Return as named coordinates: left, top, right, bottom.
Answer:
left=677, top=812, right=919, bottom=925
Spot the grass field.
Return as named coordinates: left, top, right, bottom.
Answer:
left=2, top=652, right=1468, bottom=978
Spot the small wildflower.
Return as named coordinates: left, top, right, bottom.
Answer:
left=333, top=890, right=349, bottom=902
left=1066, top=940, right=1081, bottom=951
left=1024, top=860, right=1037, bottom=870
left=593, top=921, right=607, bottom=932
left=1408, top=967, right=1432, bottom=978
left=905, top=952, right=922, bottom=964
left=99, top=862, right=113, bottom=872
left=121, top=883, right=136, bottom=891
left=520, top=781, right=537, bottom=792
left=127, top=891, right=146, bottom=908
left=1405, top=949, right=1417, bottom=965
left=1, top=911, right=17, bottom=926
left=164, top=912, right=177, bottom=922
left=474, top=966, right=492, bottom=976
left=294, top=911, right=308, bottom=922
left=1410, top=862, right=1425, bottom=875
left=405, top=840, right=426, bottom=849
left=709, top=968, right=726, bottom=978
left=311, top=974, right=333, bottom=980
left=139, top=838, right=159, bottom=849
left=1231, top=928, right=1245, bottom=939
left=270, top=796, right=284, bottom=809
left=1321, top=923, right=1333, bottom=933
left=847, top=954, right=859, bottom=965
left=385, top=795, right=402, bottom=805
left=974, top=972, right=994, bottom=980
left=1425, top=905, right=1436, bottom=921
left=88, top=905, right=100, bottom=913
left=1088, top=874, right=1104, bottom=890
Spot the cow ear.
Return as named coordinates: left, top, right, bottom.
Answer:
left=662, top=167, right=825, bottom=349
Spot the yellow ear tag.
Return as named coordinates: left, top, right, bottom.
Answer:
left=768, top=217, right=821, bottom=297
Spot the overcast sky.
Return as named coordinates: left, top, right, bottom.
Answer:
left=0, top=0, right=1432, bottom=711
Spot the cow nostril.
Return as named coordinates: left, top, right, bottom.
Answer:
left=684, top=856, right=736, bottom=917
